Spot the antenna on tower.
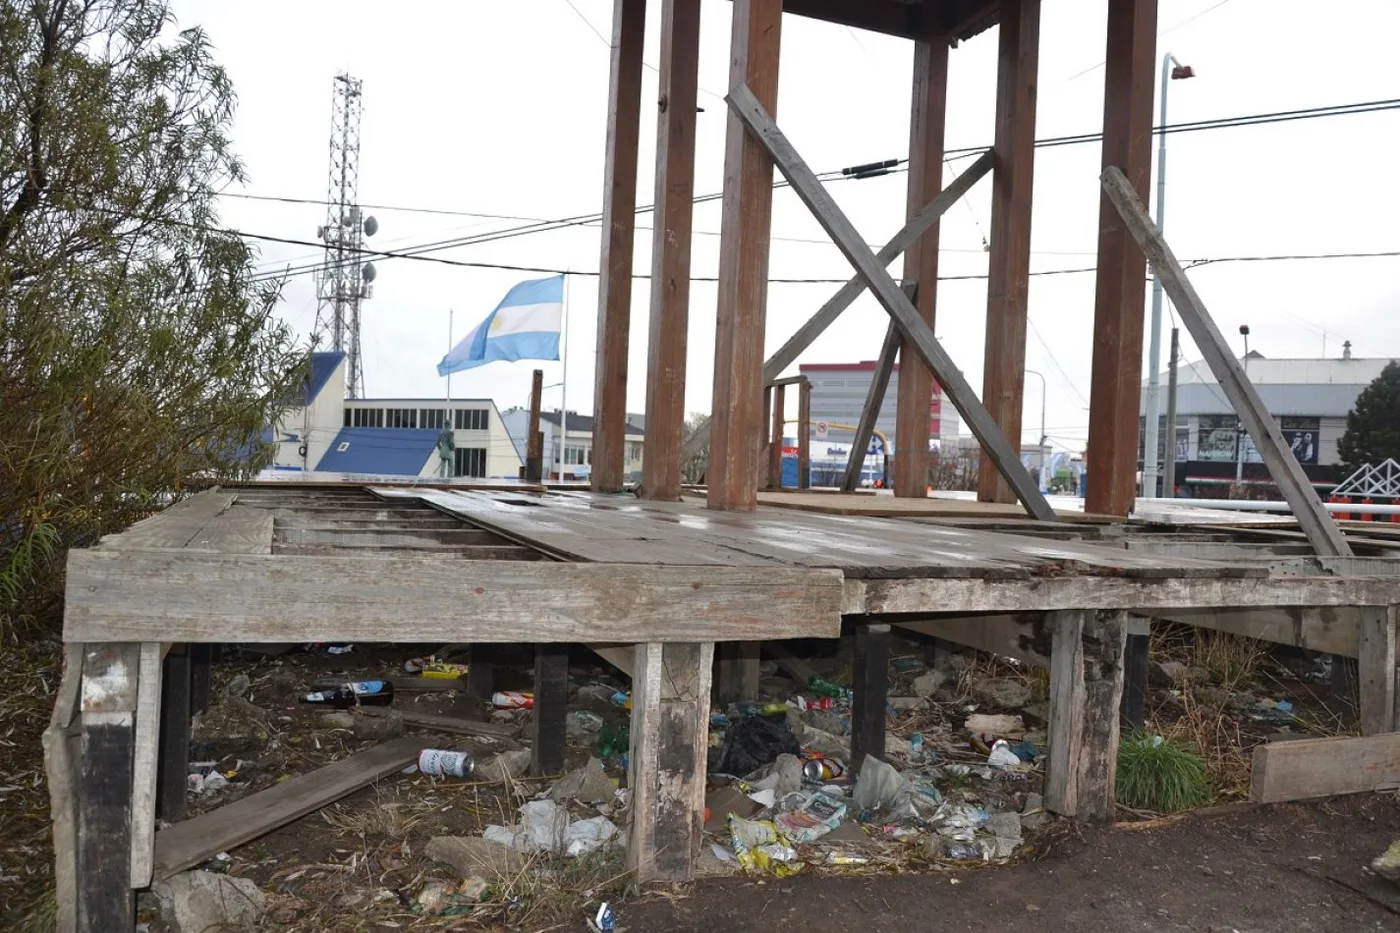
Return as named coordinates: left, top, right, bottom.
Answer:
left=312, top=72, right=379, bottom=399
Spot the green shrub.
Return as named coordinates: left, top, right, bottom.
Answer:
left=1116, top=732, right=1212, bottom=812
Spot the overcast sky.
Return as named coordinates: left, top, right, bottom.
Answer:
left=174, top=0, right=1400, bottom=452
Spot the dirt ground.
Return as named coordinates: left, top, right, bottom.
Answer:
left=625, top=793, right=1400, bottom=933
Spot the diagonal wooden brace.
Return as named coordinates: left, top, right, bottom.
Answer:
left=728, top=83, right=1056, bottom=522
left=842, top=314, right=902, bottom=492
left=1100, top=166, right=1351, bottom=557
left=762, top=149, right=994, bottom=384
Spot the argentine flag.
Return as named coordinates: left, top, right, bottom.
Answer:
left=437, top=274, right=564, bottom=375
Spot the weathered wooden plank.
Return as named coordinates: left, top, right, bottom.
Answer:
left=641, top=0, right=701, bottom=502
left=1084, top=0, right=1156, bottom=518
left=152, top=737, right=421, bottom=880
left=848, top=576, right=1400, bottom=617
left=1101, top=168, right=1352, bottom=557
left=532, top=644, right=570, bottom=776
left=846, top=320, right=901, bottom=493
left=768, top=384, right=786, bottom=489
left=708, top=0, right=783, bottom=511
left=628, top=641, right=713, bottom=881
left=761, top=150, right=994, bottom=386
left=978, top=0, right=1040, bottom=505
left=357, top=705, right=519, bottom=739
left=274, top=526, right=500, bottom=547
left=592, top=0, right=647, bottom=493
left=1249, top=733, right=1400, bottom=803
left=591, top=644, right=635, bottom=677
left=1045, top=609, right=1126, bottom=821
left=272, top=541, right=542, bottom=560
left=797, top=379, right=811, bottom=489
left=157, top=648, right=191, bottom=824
left=99, top=491, right=236, bottom=550
left=130, top=642, right=164, bottom=888
left=726, top=83, right=1056, bottom=523
left=1359, top=605, right=1397, bottom=736
left=65, top=550, right=845, bottom=644
left=42, top=644, right=84, bottom=933
left=851, top=624, right=890, bottom=774
left=78, top=713, right=135, bottom=932
left=187, top=507, right=273, bottom=554
left=1122, top=625, right=1149, bottom=730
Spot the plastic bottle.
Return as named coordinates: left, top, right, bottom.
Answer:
left=492, top=691, right=534, bottom=710
left=807, top=677, right=850, bottom=699
left=300, top=680, right=394, bottom=709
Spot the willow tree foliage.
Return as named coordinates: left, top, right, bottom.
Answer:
left=0, top=0, right=304, bottom=630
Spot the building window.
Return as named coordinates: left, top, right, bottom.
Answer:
left=453, top=447, right=487, bottom=478
left=453, top=408, right=488, bottom=431
left=420, top=408, right=446, bottom=430
left=343, top=409, right=352, bottom=426
left=387, top=408, right=417, bottom=429
left=349, top=407, right=385, bottom=428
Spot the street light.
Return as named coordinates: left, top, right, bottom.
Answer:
left=1026, top=369, right=1048, bottom=493
left=1142, top=53, right=1196, bottom=498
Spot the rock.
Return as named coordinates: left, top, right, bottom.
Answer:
left=353, top=709, right=404, bottom=741
left=1021, top=791, right=1051, bottom=831
left=477, top=748, right=531, bottom=783
left=773, top=753, right=804, bottom=799
left=887, top=696, right=926, bottom=712
left=319, top=711, right=355, bottom=729
left=416, top=880, right=454, bottom=915
left=566, top=710, right=605, bottom=736
left=785, top=708, right=806, bottom=742
left=1022, top=792, right=1043, bottom=814
left=911, top=670, right=947, bottom=698
left=458, top=876, right=489, bottom=901
left=989, top=811, right=1022, bottom=843
left=153, top=871, right=266, bottom=932
left=223, top=673, right=251, bottom=699
left=1373, top=839, right=1400, bottom=884
left=549, top=757, right=615, bottom=805
left=1150, top=660, right=1190, bottom=687
left=426, top=835, right=525, bottom=875
left=972, top=678, right=1032, bottom=709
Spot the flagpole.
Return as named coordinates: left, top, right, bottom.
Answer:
left=556, top=272, right=569, bottom=485
left=446, top=308, right=453, bottom=406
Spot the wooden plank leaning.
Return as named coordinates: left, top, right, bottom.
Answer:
left=727, top=83, right=1056, bottom=522
left=842, top=316, right=902, bottom=492
left=1100, top=166, right=1352, bottom=558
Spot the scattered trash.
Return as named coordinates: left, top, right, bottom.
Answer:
left=972, top=678, right=1032, bottom=709
left=736, top=700, right=790, bottom=717
left=300, top=680, right=394, bottom=708
left=1250, top=698, right=1295, bottom=721
left=853, top=756, right=907, bottom=811
left=597, top=722, right=630, bottom=759
left=588, top=902, right=618, bottom=933
left=549, top=757, right=615, bottom=805
left=822, top=850, right=870, bottom=865
left=1372, top=839, right=1400, bottom=884
left=418, top=748, right=474, bottom=778
left=716, top=712, right=801, bottom=776
left=964, top=713, right=1026, bottom=738
left=807, top=677, right=850, bottom=700
left=188, top=771, right=228, bottom=795
left=458, top=876, right=489, bottom=901
left=801, top=754, right=847, bottom=783
left=987, top=740, right=1022, bottom=769
left=729, top=815, right=799, bottom=875
left=568, top=710, right=605, bottom=735
left=610, top=690, right=632, bottom=709
left=565, top=816, right=622, bottom=856
left=774, top=791, right=847, bottom=843
left=415, top=880, right=456, bottom=915
left=491, top=691, right=534, bottom=710
left=705, top=785, right=764, bottom=830
left=475, top=749, right=531, bottom=783
left=488, top=799, right=622, bottom=857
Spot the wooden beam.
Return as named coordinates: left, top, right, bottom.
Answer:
left=1084, top=0, right=1157, bottom=518
left=532, top=644, right=569, bottom=776
left=978, top=0, right=1040, bottom=505
left=641, top=0, right=701, bottom=502
left=895, top=26, right=950, bottom=499
left=527, top=369, right=544, bottom=482
left=42, top=644, right=83, bottom=933
left=768, top=383, right=786, bottom=489
left=845, top=319, right=901, bottom=493
left=628, top=641, right=713, bottom=881
left=152, top=738, right=421, bottom=880
left=1121, top=624, right=1149, bottom=730
left=726, top=84, right=1057, bottom=522
left=708, top=0, right=783, bottom=511
left=78, top=644, right=140, bottom=932
left=897, top=614, right=1051, bottom=667
left=1250, top=733, right=1400, bottom=803
left=850, top=623, right=890, bottom=774
left=591, top=0, right=647, bottom=493
left=715, top=641, right=760, bottom=705
left=130, top=642, right=164, bottom=888
left=64, top=550, right=844, bottom=644
left=467, top=644, right=495, bottom=700
left=1045, top=609, right=1126, bottom=822
left=797, top=379, right=812, bottom=489
left=1358, top=605, right=1397, bottom=736
left=1100, top=167, right=1353, bottom=558
left=761, top=150, right=993, bottom=385
left=771, top=0, right=921, bottom=38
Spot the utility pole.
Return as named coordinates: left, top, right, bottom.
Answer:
left=1026, top=369, right=1048, bottom=493
left=1162, top=328, right=1180, bottom=497
left=1142, top=54, right=1195, bottom=498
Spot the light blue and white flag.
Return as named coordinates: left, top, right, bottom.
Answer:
left=437, top=274, right=564, bottom=375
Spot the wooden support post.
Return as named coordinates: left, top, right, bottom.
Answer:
left=591, top=0, right=647, bottom=493
left=1084, top=0, right=1158, bottom=518
left=1101, top=168, right=1353, bottom=558
left=1121, top=616, right=1150, bottom=730
left=850, top=623, right=890, bottom=773
left=189, top=643, right=212, bottom=716
left=715, top=641, right=760, bottom=705
left=894, top=24, right=950, bottom=499
left=797, top=379, right=811, bottom=489
left=130, top=642, right=163, bottom=889
left=157, top=647, right=191, bottom=823
left=641, top=0, right=701, bottom=502
left=708, top=0, right=782, bottom=511
left=845, top=319, right=901, bottom=493
left=1045, top=609, right=1127, bottom=822
left=1358, top=605, right=1397, bottom=735
left=978, top=0, right=1041, bottom=504
left=43, top=644, right=83, bottom=933
left=628, top=641, right=714, bottom=882
left=77, top=644, right=139, bottom=933
left=532, top=644, right=569, bottom=776
left=526, top=369, right=544, bottom=482
left=768, top=383, right=786, bottom=489
left=467, top=643, right=494, bottom=700
left=726, top=84, right=1057, bottom=522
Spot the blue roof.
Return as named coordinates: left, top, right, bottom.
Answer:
left=315, top=428, right=438, bottom=476
left=305, top=352, right=344, bottom=405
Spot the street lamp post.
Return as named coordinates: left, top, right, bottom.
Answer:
left=1142, top=53, right=1195, bottom=499
left=1026, top=369, right=1048, bottom=493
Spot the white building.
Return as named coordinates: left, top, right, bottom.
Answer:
left=269, top=352, right=523, bottom=479
left=500, top=409, right=645, bottom=482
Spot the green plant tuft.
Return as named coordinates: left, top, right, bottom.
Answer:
left=1116, top=732, right=1212, bottom=813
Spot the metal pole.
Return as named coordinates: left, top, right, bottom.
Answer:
left=1162, top=327, right=1179, bottom=497
left=1026, top=369, right=1047, bottom=492
left=1142, top=52, right=1178, bottom=499
left=557, top=273, right=569, bottom=485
